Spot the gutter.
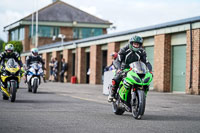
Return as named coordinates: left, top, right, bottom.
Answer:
left=189, top=23, right=193, bottom=89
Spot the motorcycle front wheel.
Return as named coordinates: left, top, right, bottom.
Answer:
left=10, top=81, right=17, bottom=102
left=32, top=79, right=38, bottom=93
left=132, top=90, right=146, bottom=119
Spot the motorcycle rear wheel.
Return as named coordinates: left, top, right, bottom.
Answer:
left=112, top=100, right=125, bottom=115
left=3, top=94, right=9, bottom=100
left=28, top=83, right=32, bottom=92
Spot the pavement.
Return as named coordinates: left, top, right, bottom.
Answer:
left=0, top=81, right=200, bottom=133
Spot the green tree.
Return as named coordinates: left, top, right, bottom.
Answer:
left=3, top=41, right=23, bottom=54
left=0, top=38, right=4, bottom=52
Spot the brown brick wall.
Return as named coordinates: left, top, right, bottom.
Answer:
left=42, top=53, right=49, bottom=78
left=186, top=29, right=200, bottom=95
left=77, top=47, right=86, bottom=83
left=154, top=34, right=171, bottom=92
left=21, top=56, right=26, bottom=65
left=103, top=28, right=107, bottom=34
left=107, top=42, right=120, bottom=65
left=90, top=45, right=102, bottom=84
left=63, top=49, right=73, bottom=82
left=60, top=27, right=73, bottom=41
left=22, top=26, right=30, bottom=52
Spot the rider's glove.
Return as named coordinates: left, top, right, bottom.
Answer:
left=21, top=67, right=25, bottom=73
left=117, top=69, right=122, bottom=74
left=150, top=71, right=153, bottom=77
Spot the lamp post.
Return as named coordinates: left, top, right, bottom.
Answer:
left=58, top=34, right=66, bottom=47
left=52, top=34, right=66, bottom=47
left=35, top=0, right=39, bottom=48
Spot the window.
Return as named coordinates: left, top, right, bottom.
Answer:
left=73, top=28, right=103, bottom=39
left=10, top=27, right=24, bottom=41
left=19, top=27, right=24, bottom=40
left=29, top=26, right=60, bottom=38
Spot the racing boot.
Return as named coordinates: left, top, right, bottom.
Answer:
left=108, top=80, right=117, bottom=102
left=24, top=75, right=27, bottom=84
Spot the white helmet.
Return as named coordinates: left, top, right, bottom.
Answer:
left=31, top=48, right=39, bottom=57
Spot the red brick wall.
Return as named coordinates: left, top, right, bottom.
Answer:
left=154, top=34, right=171, bottom=92
left=42, top=52, right=49, bottom=78
left=77, top=47, right=86, bottom=83
left=21, top=56, right=26, bottom=65
left=186, top=29, right=200, bottom=95
left=63, top=49, right=73, bottom=82
left=22, top=26, right=30, bottom=52
left=103, top=28, right=107, bottom=34
left=60, top=27, right=73, bottom=41
left=90, top=45, right=102, bottom=84
left=107, top=42, right=120, bottom=65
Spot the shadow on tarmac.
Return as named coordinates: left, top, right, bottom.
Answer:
left=15, top=99, right=68, bottom=104
left=121, top=113, right=200, bottom=121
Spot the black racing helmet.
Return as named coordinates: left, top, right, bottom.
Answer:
left=129, top=35, right=143, bottom=52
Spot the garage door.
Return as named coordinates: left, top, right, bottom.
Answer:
left=172, top=45, right=186, bottom=92
left=145, top=46, right=154, bottom=89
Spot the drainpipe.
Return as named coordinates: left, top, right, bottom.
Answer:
left=189, top=23, right=193, bottom=89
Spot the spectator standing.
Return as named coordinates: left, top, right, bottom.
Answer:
left=49, top=57, right=54, bottom=81
left=59, top=58, right=68, bottom=82
left=53, top=57, right=59, bottom=82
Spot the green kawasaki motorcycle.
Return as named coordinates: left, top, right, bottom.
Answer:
left=109, top=61, right=153, bottom=119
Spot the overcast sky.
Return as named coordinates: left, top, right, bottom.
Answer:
left=1, top=0, right=200, bottom=42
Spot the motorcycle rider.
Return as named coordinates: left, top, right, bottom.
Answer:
left=108, top=35, right=153, bottom=102
left=24, top=48, right=45, bottom=83
left=0, top=44, right=23, bottom=73
left=104, top=52, right=118, bottom=72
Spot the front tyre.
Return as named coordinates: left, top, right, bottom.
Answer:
left=10, top=81, right=17, bottom=102
left=132, top=90, right=146, bottom=119
left=33, top=79, right=38, bottom=93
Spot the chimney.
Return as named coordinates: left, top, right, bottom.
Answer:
left=52, top=0, right=58, bottom=3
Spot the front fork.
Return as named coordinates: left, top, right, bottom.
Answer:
left=131, top=86, right=148, bottom=106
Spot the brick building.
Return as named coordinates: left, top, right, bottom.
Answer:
left=3, top=0, right=111, bottom=52
left=21, top=16, right=200, bottom=95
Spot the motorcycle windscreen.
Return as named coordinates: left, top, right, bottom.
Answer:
left=7, top=58, right=18, bottom=68
left=31, top=63, right=42, bottom=70
left=129, top=61, right=147, bottom=74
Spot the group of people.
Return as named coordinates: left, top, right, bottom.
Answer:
left=0, top=44, right=68, bottom=84
left=49, top=57, right=68, bottom=82
left=0, top=44, right=45, bottom=83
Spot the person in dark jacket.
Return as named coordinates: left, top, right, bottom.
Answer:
left=108, top=35, right=153, bottom=102
left=53, top=57, right=59, bottom=82
left=49, top=57, right=54, bottom=81
left=59, top=58, right=68, bottom=82
left=0, top=44, right=23, bottom=68
left=104, top=52, right=118, bottom=72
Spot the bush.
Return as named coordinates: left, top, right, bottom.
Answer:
left=0, top=39, right=4, bottom=52
left=3, top=41, right=23, bottom=54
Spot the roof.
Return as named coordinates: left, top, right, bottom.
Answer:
left=4, top=0, right=111, bottom=30
left=38, top=15, right=200, bottom=51
left=24, top=1, right=111, bottom=24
